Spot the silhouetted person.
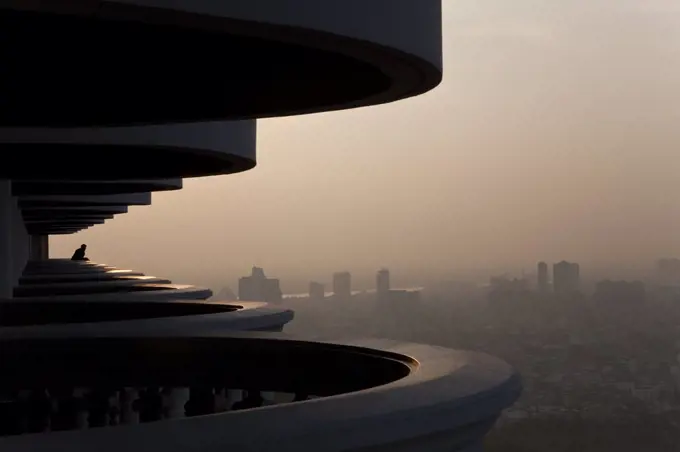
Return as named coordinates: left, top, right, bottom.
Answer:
left=71, top=244, right=89, bottom=261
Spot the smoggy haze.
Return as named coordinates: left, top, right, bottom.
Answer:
left=53, top=0, right=680, bottom=288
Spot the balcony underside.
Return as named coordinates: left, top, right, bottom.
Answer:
left=0, top=1, right=442, bottom=127
left=12, top=180, right=182, bottom=197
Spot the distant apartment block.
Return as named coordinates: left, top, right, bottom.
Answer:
left=309, top=281, right=325, bottom=301
left=376, top=268, right=390, bottom=298
left=332, top=271, right=352, bottom=299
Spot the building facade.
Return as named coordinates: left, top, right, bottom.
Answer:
left=0, top=2, right=520, bottom=451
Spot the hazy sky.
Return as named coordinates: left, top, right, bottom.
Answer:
left=53, top=0, right=680, bottom=288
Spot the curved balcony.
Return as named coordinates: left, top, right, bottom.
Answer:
left=6, top=259, right=292, bottom=331
left=0, top=0, right=442, bottom=127
left=19, top=193, right=153, bottom=208
left=0, top=300, right=293, bottom=333
left=0, top=332, right=520, bottom=452
left=19, top=284, right=214, bottom=302
left=20, top=270, right=145, bottom=285
left=0, top=121, right=256, bottom=180
left=12, top=179, right=182, bottom=196
left=14, top=276, right=173, bottom=298
left=22, top=261, right=116, bottom=275
left=17, top=261, right=213, bottom=301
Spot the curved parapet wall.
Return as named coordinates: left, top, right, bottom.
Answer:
left=20, top=284, right=213, bottom=301
left=16, top=260, right=212, bottom=300
left=25, top=220, right=106, bottom=236
left=13, top=179, right=182, bottom=196
left=14, top=276, right=173, bottom=297
left=19, top=193, right=152, bottom=238
left=48, top=228, right=89, bottom=235
left=19, top=193, right=152, bottom=208
left=24, top=259, right=109, bottom=267
left=0, top=121, right=256, bottom=179
left=20, top=269, right=146, bottom=284
left=24, top=215, right=112, bottom=223
left=21, top=206, right=125, bottom=235
left=23, top=261, right=117, bottom=275
left=0, top=301, right=294, bottom=333
left=22, top=206, right=128, bottom=215
left=0, top=333, right=520, bottom=451
left=0, top=0, right=442, bottom=127
left=11, top=260, right=292, bottom=330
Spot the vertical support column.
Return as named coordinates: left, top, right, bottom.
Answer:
left=42, top=235, right=49, bottom=260
left=11, top=202, right=29, bottom=284
left=30, top=235, right=49, bottom=260
left=0, top=180, right=12, bottom=299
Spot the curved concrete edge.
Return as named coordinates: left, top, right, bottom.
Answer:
left=25, top=217, right=109, bottom=224
left=18, top=284, right=214, bottom=301
left=24, top=260, right=111, bottom=269
left=19, top=269, right=146, bottom=283
left=0, top=121, right=255, bottom=171
left=21, top=205, right=129, bottom=214
left=1, top=0, right=443, bottom=70
left=22, top=266, right=117, bottom=275
left=0, top=0, right=442, bottom=120
left=47, top=229, right=88, bottom=235
left=12, top=179, right=182, bottom=195
left=0, top=301, right=294, bottom=336
left=15, top=276, right=173, bottom=294
left=107, top=0, right=443, bottom=115
left=26, top=221, right=106, bottom=235
left=26, top=259, right=107, bottom=265
left=19, top=192, right=152, bottom=207
left=0, top=332, right=520, bottom=452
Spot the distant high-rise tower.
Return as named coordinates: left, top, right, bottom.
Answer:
left=309, top=281, right=325, bottom=301
left=377, top=268, right=390, bottom=295
left=239, top=266, right=283, bottom=304
left=332, top=271, right=352, bottom=299
left=537, top=262, right=549, bottom=293
left=553, top=261, right=580, bottom=295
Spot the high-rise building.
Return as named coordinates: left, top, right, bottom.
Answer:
left=537, top=261, right=549, bottom=293
left=553, top=261, right=580, bottom=295
left=332, top=271, right=352, bottom=299
left=309, top=281, right=325, bottom=301
left=0, top=2, right=520, bottom=451
left=239, top=266, right=283, bottom=304
left=377, top=268, right=390, bottom=296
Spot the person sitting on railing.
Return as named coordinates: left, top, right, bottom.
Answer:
left=71, top=244, right=89, bottom=261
